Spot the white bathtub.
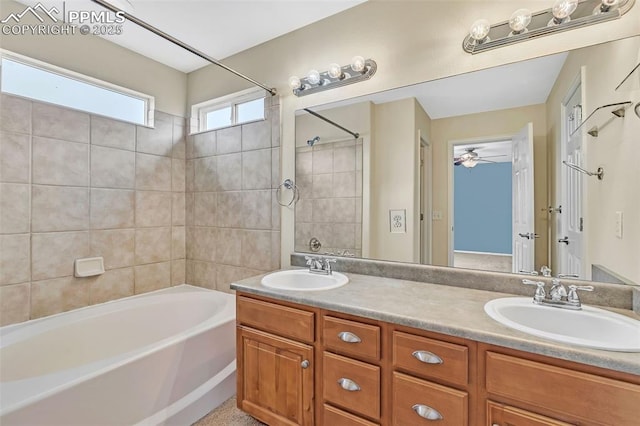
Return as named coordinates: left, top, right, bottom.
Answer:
left=0, top=284, right=236, bottom=425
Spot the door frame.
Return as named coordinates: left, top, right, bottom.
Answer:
left=420, top=131, right=433, bottom=264
left=447, top=135, right=513, bottom=267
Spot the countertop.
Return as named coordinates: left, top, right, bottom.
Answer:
left=231, top=269, right=640, bottom=376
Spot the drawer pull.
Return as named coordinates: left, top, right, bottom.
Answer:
left=337, top=377, right=361, bottom=392
left=301, top=360, right=310, bottom=369
left=412, top=350, right=443, bottom=364
left=338, top=331, right=362, bottom=343
left=412, top=404, right=443, bottom=421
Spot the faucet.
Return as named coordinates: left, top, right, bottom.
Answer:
left=522, top=276, right=594, bottom=310
left=304, top=255, right=337, bottom=275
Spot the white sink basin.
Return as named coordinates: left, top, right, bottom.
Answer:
left=484, top=297, right=640, bottom=352
left=261, top=269, right=349, bottom=291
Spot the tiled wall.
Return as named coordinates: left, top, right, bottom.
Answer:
left=185, top=96, right=281, bottom=292
left=0, top=94, right=187, bottom=326
left=294, top=139, right=362, bottom=256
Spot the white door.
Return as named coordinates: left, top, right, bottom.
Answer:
left=560, top=81, right=585, bottom=277
left=512, top=123, right=535, bottom=274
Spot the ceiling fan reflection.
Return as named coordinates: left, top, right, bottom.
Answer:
left=453, top=147, right=508, bottom=168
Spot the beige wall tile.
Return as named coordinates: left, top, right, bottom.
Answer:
left=0, top=94, right=31, bottom=134
left=191, top=131, right=216, bottom=158
left=0, top=234, right=30, bottom=285
left=89, top=267, right=134, bottom=304
left=241, top=230, right=272, bottom=271
left=242, top=120, right=271, bottom=151
left=0, top=283, right=30, bottom=326
left=137, top=113, right=173, bottom=156
left=172, top=192, right=186, bottom=226
left=31, top=276, right=90, bottom=319
left=90, top=229, right=135, bottom=269
left=185, top=192, right=195, bottom=226
left=172, top=158, right=185, bottom=192
left=90, top=188, right=134, bottom=229
left=171, top=259, right=186, bottom=285
left=217, top=153, right=242, bottom=191
left=333, top=172, right=357, bottom=197
left=242, top=149, right=271, bottom=190
left=90, top=115, right=135, bottom=151
left=216, top=264, right=250, bottom=293
left=271, top=147, right=280, bottom=189
left=186, top=226, right=216, bottom=262
left=32, top=185, right=89, bottom=232
left=172, top=119, right=186, bottom=159
left=135, top=227, right=171, bottom=264
left=312, top=174, right=333, bottom=198
left=32, top=231, right=90, bottom=281
left=296, top=198, right=313, bottom=223
left=185, top=159, right=195, bottom=192
left=172, top=226, right=186, bottom=259
left=90, top=145, right=135, bottom=188
left=0, top=183, right=30, bottom=233
left=193, top=156, right=218, bottom=191
left=136, top=153, right=172, bottom=191
left=270, top=104, right=280, bottom=147
left=334, top=146, right=357, bottom=173
left=33, top=103, right=89, bottom=144
left=32, top=137, right=88, bottom=186
left=216, top=192, right=243, bottom=228
left=271, top=231, right=281, bottom=270
left=0, top=131, right=30, bottom=183
left=215, top=228, right=242, bottom=266
left=242, top=190, right=271, bottom=230
left=134, top=261, right=171, bottom=294
left=194, top=192, right=217, bottom=227
left=296, top=151, right=312, bottom=176
left=313, top=149, right=333, bottom=174
left=216, top=126, right=241, bottom=154
left=136, top=191, right=172, bottom=227
left=272, top=189, right=281, bottom=231
left=186, top=260, right=216, bottom=290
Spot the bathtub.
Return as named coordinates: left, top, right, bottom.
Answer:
left=0, top=284, right=236, bottom=425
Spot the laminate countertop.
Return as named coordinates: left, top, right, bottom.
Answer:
left=231, top=269, right=640, bottom=376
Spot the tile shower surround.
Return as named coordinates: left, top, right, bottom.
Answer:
left=0, top=93, right=281, bottom=326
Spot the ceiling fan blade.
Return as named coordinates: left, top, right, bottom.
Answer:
left=477, top=159, right=498, bottom=163
left=479, top=154, right=510, bottom=159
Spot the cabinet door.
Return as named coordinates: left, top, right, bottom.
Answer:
left=488, top=401, right=573, bottom=426
left=237, top=326, right=314, bottom=426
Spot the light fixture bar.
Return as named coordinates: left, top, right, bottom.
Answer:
left=91, top=0, right=276, bottom=95
left=463, top=0, right=635, bottom=54
left=292, top=59, right=377, bottom=97
left=303, top=108, right=360, bottom=139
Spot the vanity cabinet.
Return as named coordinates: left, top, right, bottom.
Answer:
left=236, top=293, right=640, bottom=426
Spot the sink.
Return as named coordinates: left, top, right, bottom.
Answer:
left=261, top=269, right=349, bottom=291
left=484, top=297, right=640, bottom=352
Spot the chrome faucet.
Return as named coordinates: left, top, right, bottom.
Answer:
left=305, top=255, right=337, bottom=275
left=522, top=277, right=594, bottom=310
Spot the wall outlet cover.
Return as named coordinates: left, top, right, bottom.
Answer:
left=389, top=209, right=406, bottom=233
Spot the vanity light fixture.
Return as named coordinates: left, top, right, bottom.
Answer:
left=289, top=56, right=377, bottom=97
left=463, top=0, right=635, bottom=54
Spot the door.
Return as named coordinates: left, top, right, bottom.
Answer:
left=488, top=401, right=573, bottom=426
left=512, top=123, right=535, bottom=274
left=419, top=134, right=432, bottom=264
left=237, top=326, right=314, bottom=426
left=559, top=77, right=585, bottom=278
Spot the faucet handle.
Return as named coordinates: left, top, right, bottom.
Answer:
left=522, top=279, right=546, bottom=302
left=540, top=266, right=552, bottom=277
left=558, top=273, right=579, bottom=278
left=324, top=258, right=337, bottom=273
left=567, top=285, right=594, bottom=306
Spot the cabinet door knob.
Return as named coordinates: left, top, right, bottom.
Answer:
left=412, top=404, right=443, bottom=421
left=338, top=331, right=362, bottom=343
left=412, top=350, right=443, bottom=364
left=300, top=360, right=310, bottom=369
left=337, top=377, right=361, bottom=392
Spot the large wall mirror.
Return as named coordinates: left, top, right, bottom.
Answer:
left=294, top=35, right=640, bottom=285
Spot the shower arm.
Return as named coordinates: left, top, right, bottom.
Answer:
left=90, top=0, right=277, bottom=96
left=303, top=108, right=360, bottom=139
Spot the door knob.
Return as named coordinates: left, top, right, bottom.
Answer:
left=300, top=360, right=310, bottom=369
left=558, top=236, right=570, bottom=245
left=519, top=232, right=540, bottom=239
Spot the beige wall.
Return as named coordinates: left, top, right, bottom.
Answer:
left=546, top=36, right=640, bottom=284
left=186, top=0, right=640, bottom=267
left=0, top=0, right=187, bottom=117
left=430, top=104, right=548, bottom=269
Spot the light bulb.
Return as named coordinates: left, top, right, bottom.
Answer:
left=328, top=63, right=343, bottom=79
left=462, top=159, right=478, bottom=168
left=509, top=9, right=532, bottom=34
left=350, top=56, right=366, bottom=73
left=595, top=0, right=619, bottom=13
left=550, top=0, right=579, bottom=24
left=288, top=76, right=301, bottom=90
left=469, top=19, right=491, bottom=42
left=307, top=70, right=321, bottom=85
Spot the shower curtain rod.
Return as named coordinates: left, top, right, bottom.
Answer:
left=91, top=0, right=277, bottom=96
left=303, top=108, right=360, bottom=139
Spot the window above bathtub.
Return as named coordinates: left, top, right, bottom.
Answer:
left=0, top=50, right=155, bottom=126
left=190, top=87, right=266, bottom=134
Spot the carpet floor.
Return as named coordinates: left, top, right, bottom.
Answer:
left=192, top=396, right=265, bottom=426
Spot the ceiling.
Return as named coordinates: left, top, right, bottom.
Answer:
left=16, top=0, right=367, bottom=73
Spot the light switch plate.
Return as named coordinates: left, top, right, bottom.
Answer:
left=615, top=211, right=623, bottom=238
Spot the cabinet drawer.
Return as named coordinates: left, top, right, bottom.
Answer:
left=323, top=404, right=379, bottom=426
left=487, top=401, right=573, bottom=426
left=392, top=372, right=468, bottom=426
left=393, top=331, right=468, bottom=387
left=486, top=351, right=640, bottom=425
left=237, top=296, right=314, bottom=343
left=323, top=316, right=380, bottom=361
left=323, top=352, right=381, bottom=420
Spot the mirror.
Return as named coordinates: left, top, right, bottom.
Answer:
left=294, top=36, right=640, bottom=285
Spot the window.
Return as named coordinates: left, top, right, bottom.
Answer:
left=191, top=87, right=266, bottom=133
left=0, top=50, right=154, bottom=126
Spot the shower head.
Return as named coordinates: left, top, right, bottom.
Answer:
left=307, top=136, right=320, bottom=146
